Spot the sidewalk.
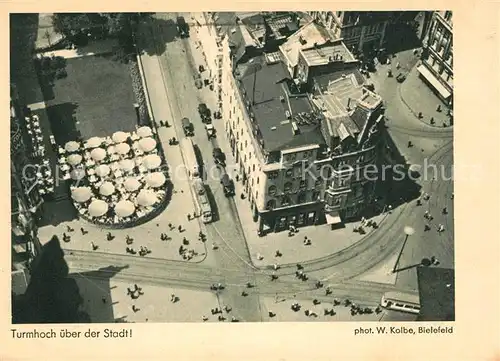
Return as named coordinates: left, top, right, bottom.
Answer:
left=399, top=64, right=452, bottom=128
left=260, top=296, right=382, bottom=322
left=72, top=275, right=221, bottom=323
left=233, top=181, right=393, bottom=267
left=36, top=13, right=63, bottom=51
left=40, top=38, right=119, bottom=59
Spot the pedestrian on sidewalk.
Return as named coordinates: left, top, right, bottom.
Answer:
left=442, top=207, right=448, bottom=214
left=187, top=213, right=191, bottom=221
left=424, top=210, right=430, bottom=219
left=202, top=315, right=208, bottom=322
left=132, top=305, right=139, bottom=313
left=101, top=297, right=106, bottom=304
left=212, top=243, right=218, bottom=250
left=178, top=225, right=183, bottom=232
left=80, top=227, right=87, bottom=235
left=170, top=294, right=176, bottom=303
left=168, top=223, right=173, bottom=229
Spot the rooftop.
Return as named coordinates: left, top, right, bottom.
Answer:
left=213, top=12, right=248, bottom=62
left=236, top=56, right=325, bottom=152
left=300, top=41, right=356, bottom=66
left=312, top=69, right=383, bottom=140
left=417, top=267, right=455, bottom=321
left=279, top=21, right=333, bottom=69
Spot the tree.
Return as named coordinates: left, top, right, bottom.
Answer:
left=52, top=13, right=108, bottom=37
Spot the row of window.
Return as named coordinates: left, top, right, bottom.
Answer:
left=268, top=178, right=323, bottom=195
left=283, top=150, right=314, bottom=162
left=266, top=191, right=321, bottom=210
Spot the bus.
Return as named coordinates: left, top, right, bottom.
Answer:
left=192, top=178, right=212, bottom=223
left=180, top=138, right=199, bottom=179
left=380, top=291, right=421, bottom=315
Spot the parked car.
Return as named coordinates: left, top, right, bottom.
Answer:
left=205, top=124, right=216, bottom=139
left=181, top=117, right=194, bottom=136
left=176, top=16, right=189, bottom=37
left=212, top=147, right=226, bottom=166
left=198, top=103, right=211, bottom=123
left=396, top=73, right=407, bottom=83
left=220, top=173, right=235, bottom=196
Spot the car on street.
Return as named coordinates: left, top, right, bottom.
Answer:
left=176, top=16, right=189, bottom=37
left=220, top=173, right=235, bottom=197
left=205, top=123, right=216, bottom=139
left=181, top=117, right=194, bottom=136
left=396, top=73, right=407, bottom=83
left=198, top=103, right=211, bottom=123
left=212, top=147, right=226, bottom=166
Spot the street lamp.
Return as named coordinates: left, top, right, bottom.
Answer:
left=392, top=226, right=415, bottom=273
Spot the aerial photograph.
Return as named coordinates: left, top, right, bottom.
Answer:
left=10, top=11, right=454, bottom=323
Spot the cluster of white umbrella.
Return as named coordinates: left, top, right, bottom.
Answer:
left=99, top=181, right=115, bottom=196
left=137, top=189, right=158, bottom=207
left=95, top=164, right=111, bottom=177
left=91, top=147, right=107, bottom=162
left=124, top=177, right=141, bottom=192
left=67, top=154, right=83, bottom=166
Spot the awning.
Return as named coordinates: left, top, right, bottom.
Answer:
left=417, top=65, right=451, bottom=100
left=326, top=212, right=342, bottom=225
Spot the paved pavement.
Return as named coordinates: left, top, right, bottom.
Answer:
left=72, top=274, right=221, bottom=323
left=36, top=13, right=63, bottom=50
left=260, top=296, right=383, bottom=322
left=399, top=63, right=452, bottom=128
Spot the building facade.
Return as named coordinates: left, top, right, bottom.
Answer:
left=201, top=12, right=386, bottom=234
left=308, top=11, right=390, bottom=54
left=420, top=11, right=453, bottom=104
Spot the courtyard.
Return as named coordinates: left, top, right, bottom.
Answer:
left=41, top=52, right=138, bottom=144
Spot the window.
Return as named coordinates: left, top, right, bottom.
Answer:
left=297, top=192, right=306, bottom=203
left=312, top=191, right=320, bottom=201
left=257, top=177, right=260, bottom=184
left=281, top=196, right=291, bottom=206
left=268, top=185, right=277, bottom=195
left=252, top=164, right=255, bottom=172
left=285, top=169, right=293, bottom=177
left=284, top=182, right=293, bottom=192
left=266, top=199, right=276, bottom=210
left=268, top=171, right=278, bottom=179
left=334, top=197, right=341, bottom=205
left=299, top=180, right=307, bottom=190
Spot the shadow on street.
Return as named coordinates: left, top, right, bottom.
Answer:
left=137, top=17, right=177, bottom=56
left=12, top=235, right=129, bottom=323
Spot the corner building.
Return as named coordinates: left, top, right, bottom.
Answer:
left=204, top=13, right=386, bottom=233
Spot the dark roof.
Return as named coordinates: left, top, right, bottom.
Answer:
left=417, top=266, right=455, bottom=321
left=214, top=12, right=247, bottom=62
left=350, top=105, right=370, bottom=130
left=237, top=56, right=325, bottom=152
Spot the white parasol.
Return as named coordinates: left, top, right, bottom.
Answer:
left=145, top=172, right=166, bottom=188
left=120, top=159, right=135, bottom=172
left=137, top=189, right=157, bottom=207
left=71, top=187, right=92, bottom=202
left=115, top=200, right=135, bottom=217
left=64, top=141, right=80, bottom=152
left=115, top=142, right=131, bottom=155
left=138, top=137, right=157, bottom=152
left=99, top=182, right=115, bottom=196
left=124, top=177, right=141, bottom=192
left=95, top=164, right=111, bottom=177
left=143, top=154, right=162, bottom=170
left=88, top=199, right=108, bottom=217
left=90, top=148, right=107, bottom=162
left=70, top=168, right=86, bottom=180
left=137, top=126, right=153, bottom=138
left=87, top=137, right=103, bottom=148
left=67, top=154, right=83, bottom=166
left=112, top=131, right=129, bottom=143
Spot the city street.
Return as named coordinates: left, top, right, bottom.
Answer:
left=16, top=13, right=455, bottom=322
